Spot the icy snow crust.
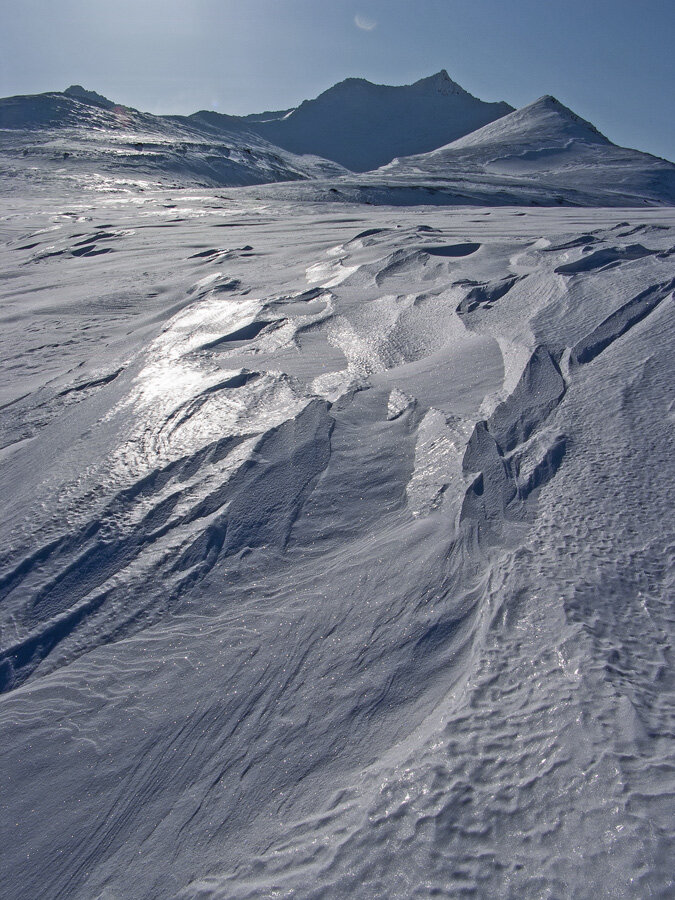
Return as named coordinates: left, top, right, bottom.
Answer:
left=0, top=187, right=673, bottom=899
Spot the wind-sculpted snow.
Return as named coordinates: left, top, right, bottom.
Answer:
left=455, top=273, right=524, bottom=313
left=0, top=192, right=674, bottom=899
left=553, top=243, right=662, bottom=274
left=570, top=277, right=675, bottom=365
left=486, top=347, right=566, bottom=453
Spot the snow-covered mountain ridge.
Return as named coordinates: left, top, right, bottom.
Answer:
left=0, top=87, right=348, bottom=192
left=1, top=75, right=673, bottom=206
left=0, top=70, right=513, bottom=188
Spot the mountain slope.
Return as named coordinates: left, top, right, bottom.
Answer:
left=0, top=88, right=348, bottom=193
left=371, top=95, right=675, bottom=203
left=192, top=70, right=514, bottom=172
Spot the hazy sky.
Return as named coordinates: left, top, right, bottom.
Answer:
left=1, top=0, right=673, bottom=160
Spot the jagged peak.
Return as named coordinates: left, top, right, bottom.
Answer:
left=414, top=69, right=454, bottom=84
left=412, top=69, right=467, bottom=94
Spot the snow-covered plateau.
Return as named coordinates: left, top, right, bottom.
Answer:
left=0, top=77, right=674, bottom=900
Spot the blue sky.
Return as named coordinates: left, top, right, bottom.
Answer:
left=1, top=0, right=673, bottom=160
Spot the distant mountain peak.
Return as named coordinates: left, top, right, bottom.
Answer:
left=522, top=94, right=609, bottom=141
left=241, top=71, right=514, bottom=171
left=526, top=94, right=579, bottom=116
left=413, top=69, right=468, bottom=96
left=536, top=94, right=560, bottom=105
left=63, top=85, right=115, bottom=109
